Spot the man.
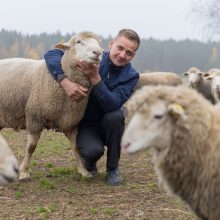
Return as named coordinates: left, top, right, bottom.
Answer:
left=44, top=29, right=140, bottom=186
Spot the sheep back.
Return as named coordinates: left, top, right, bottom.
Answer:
left=0, top=58, right=40, bottom=129
left=0, top=57, right=88, bottom=132
left=134, top=72, right=183, bottom=91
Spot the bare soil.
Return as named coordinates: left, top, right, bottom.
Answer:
left=0, top=129, right=198, bottom=220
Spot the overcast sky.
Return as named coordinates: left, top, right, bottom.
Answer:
left=0, top=0, right=204, bottom=41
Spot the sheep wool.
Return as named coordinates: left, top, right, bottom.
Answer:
left=134, top=72, right=183, bottom=91
left=206, top=70, right=220, bottom=103
left=0, top=31, right=103, bottom=180
left=122, top=85, right=220, bottom=220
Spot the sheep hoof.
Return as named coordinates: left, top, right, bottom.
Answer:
left=78, top=170, right=93, bottom=178
left=85, top=172, right=94, bottom=178
left=19, top=173, right=31, bottom=182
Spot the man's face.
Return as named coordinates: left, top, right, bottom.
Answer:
left=109, top=36, right=138, bottom=67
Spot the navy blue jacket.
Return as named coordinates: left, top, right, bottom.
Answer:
left=44, top=50, right=139, bottom=122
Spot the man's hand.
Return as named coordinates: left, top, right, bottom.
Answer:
left=60, top=78, right=88, bottom=101
left=76, top=61, right=101, bottom=85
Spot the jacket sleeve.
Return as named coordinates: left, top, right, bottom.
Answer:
left=44, top=49, right=66, bottom=82
left=92, top=73, right=139, bottom=112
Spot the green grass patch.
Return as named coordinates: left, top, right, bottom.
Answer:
left=31, top=160, right=38, bottom=166
left=15, top=191, right=22, bottom=199
left=129, top=183, right=144, bottom=190
left=103, top=207, right=114, bottom=215
left=39, top=178, right=55, bottom=190
left=90, top=208, right=98, bottom=214
left=46, top=162, right=54, bottom=168
left=147, top=182, right=158, bottom=192
left=36, top=203, right=57, bottom=219
left=49, top=166, right=77, bottom=178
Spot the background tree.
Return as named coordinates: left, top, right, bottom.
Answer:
left=191, top=0, right=220, bottom=40
left=0, top=28, right=220, bottom=74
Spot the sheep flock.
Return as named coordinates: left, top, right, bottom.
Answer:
left=183, top=67, right=220, bottom=104
left=1, top=29, right=220, bottom=219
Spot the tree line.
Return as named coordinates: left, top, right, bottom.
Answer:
left=0, top=28, right=220, bottom=74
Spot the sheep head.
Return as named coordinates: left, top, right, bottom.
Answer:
left=183, top=67, right=203, bottom=88
left=121, top=85, right=187, bottom=155
left=0, top=135, right=19, bottom=185
left=54, top=31, right=103, bottom=64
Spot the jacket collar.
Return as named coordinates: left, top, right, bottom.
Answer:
left=104, top=51, right=124, bottom=73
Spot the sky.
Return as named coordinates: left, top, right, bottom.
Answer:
left=0, top=0, right=205, bottom=41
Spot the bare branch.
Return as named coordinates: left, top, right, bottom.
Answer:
left=191, top=0, right=220, bottom=40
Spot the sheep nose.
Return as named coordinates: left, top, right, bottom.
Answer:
left=93, top=50, right=101, bottom=57
left=13, top=165, right=19, bottom=174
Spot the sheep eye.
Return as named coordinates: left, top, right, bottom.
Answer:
left=154, top=114, right=163, bottom=119
left=76, top=40, right=81, bottom=44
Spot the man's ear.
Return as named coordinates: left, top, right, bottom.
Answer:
left=108, top=39, right=115, bottom=49
left=54, top=42, right=71, bottom=50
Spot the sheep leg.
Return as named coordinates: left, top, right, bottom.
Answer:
left=65, top=130, right=93, bottom=178
left=19, top=132, right=41, bottom=181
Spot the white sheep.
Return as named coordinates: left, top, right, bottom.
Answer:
left=207, top=68, right=220, bottom=75
left=134, top=72, right=182, bottom=91
left=183, top=67, right=215, bottom=104
left=0, top=134, right=19, bottom=185
left=0, top=31, right=103, bottom=180
left=206, top=69, right=220, bottom=103
left=121, top=85, right=220, bottom=220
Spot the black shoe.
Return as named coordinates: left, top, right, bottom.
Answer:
left=106, top=168, right=123, bottom=186
left=84, top=161, right=97, bottom=175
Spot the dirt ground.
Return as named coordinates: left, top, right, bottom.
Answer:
left=0, top=129, right=198, bottom=220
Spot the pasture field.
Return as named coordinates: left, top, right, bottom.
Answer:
left=0, top=129, right=197, bottom=220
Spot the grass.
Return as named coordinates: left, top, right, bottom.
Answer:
left=15, top=191, right=22, bottom=199
left=0, top=128, right=198, bottom=220
left=90, top=208, right=98, bottom=214
left=103, top=207, right=115, bottom=215
left=39, top=178, right=55, bottom=190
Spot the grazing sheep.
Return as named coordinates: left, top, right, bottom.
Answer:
left=183, top=67, right=215, bottom=104
left=0, top=31, right=103, bottom=180
left=134, top=72, right=182, bottom=91
left=0, top=134, right=19, bottom=185
left=121, top=85, right=220, bottom=220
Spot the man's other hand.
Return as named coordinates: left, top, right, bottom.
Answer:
left=60, top=78, right=88, bottom=101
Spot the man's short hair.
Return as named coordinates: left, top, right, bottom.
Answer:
left=117, top=29, right=140, bottom=51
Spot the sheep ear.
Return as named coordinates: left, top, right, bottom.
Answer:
left=54, top=42, right=71, bottom=50
left=168, top=103, right=185, bottom=120
left=203, top=72, right=210, bottom=77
